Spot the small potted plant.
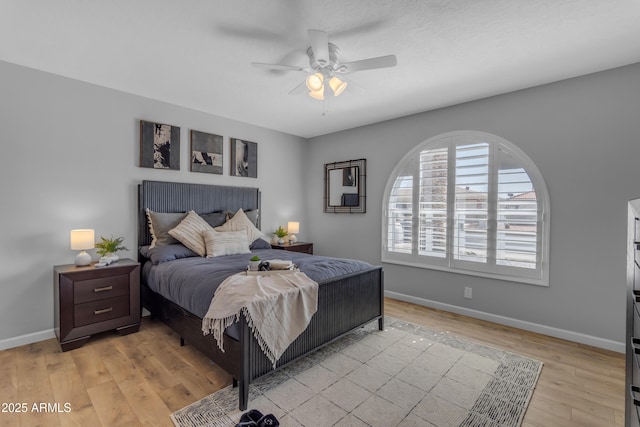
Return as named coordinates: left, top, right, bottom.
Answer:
left=249, top=255, right=261, bottom=271
left=274, top=226, right=288, bottom=244
left=95, top=236, right=128, bottom=262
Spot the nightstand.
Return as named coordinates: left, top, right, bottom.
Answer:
left=53, top=258, right=141, bottom=351
left=271, top=242, right=313, bottom=254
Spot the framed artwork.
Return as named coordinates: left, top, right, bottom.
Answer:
left=190, top=130, right=223, bottom=174
left=139, top=120, right=180, bottom=170
left=230, top=138, right=257, bottom=178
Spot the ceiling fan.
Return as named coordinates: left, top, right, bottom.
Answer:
left=252, top=29, right=397, bottom=101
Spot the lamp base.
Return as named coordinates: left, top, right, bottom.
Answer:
left=75, top=250, right=92, bottom=266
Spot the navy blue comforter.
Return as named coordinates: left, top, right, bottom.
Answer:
left=142, top=249, right=374, bottom=319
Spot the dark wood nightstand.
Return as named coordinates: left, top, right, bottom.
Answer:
left=271, top=242, right=313, bottom=254
left=53, top=258, right=141, bottom=351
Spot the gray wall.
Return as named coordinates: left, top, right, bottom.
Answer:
left=2, top=58, right=638, bottom=352
left=306, top=62, right=640, bottom=351
left=0, top=60, right=308, bottom=348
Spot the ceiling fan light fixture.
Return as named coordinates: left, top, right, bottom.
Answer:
left=308, top=87, right=325, bottom=100
left=329, top=76, right=347, bottom=96
left=305, top=73, right=324, bottom=91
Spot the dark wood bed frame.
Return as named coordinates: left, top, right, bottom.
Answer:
left=138, top=180, right=384, bottom=410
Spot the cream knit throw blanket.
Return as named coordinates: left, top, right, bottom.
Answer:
left=202, top=272, right=318, bottom=366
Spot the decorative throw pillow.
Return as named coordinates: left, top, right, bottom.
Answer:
left=226, top=208, right=259, bottom=227
left=201, top=211, right=228, bottom=228
left=168, top=211, right=212, bottom=257
left=139, top=244, right=198, bottom=264
left=146, top=209, right=187, bottom=248
left=250, top=237, right=271, bottom=250
left=216, top=208, right=264, bottom=243
left=203, top=229, right=251, bottom=258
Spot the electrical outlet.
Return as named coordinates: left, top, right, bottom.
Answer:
left=464, top=287, right=472, bottom=299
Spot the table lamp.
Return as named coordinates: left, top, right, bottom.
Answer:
left=287, top=222, right=299, bottom=243
left=70, top=229, right=95, bottom=266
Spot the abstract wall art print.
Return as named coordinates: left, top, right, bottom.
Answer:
left=190, top=130, right=223, bottom=175
left=230, top=138, right=257, bottom=178
left=140, top=120, right=180, bottom=170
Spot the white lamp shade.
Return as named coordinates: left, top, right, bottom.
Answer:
left=287, top=222, right=300, bottom=234
left=70, top=229, right=95, bottom=250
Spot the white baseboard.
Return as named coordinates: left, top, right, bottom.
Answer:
left=0, top=297, right=624, bottom=353
left=0, top=312, right=152, bottom=352
left=385, top=290, right=624, bottom=353
left=0, top=329, right=56, bottom=351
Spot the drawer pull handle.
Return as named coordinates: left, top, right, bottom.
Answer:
left=94, top=285, right=113, bottom=293
left=94, top=307, right=113, bottom=315
left=631, top=385, right=640, bottom=406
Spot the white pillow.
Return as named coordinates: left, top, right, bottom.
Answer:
left=215, top=208, right=264, bottom=243
left=168, top=211, right=212, bottom=257
left=204, top=229, right=251, bottom=258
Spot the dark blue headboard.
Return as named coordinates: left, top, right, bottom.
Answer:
left=138, top=180, right=261, bottom=247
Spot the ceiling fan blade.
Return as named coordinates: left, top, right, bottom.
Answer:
left=288, top=80, right=307, bottom=95
left=338, top=55, right=397, bottom=73
left=308, top=29, right=329, bottom=66
left=252, top=62, right=308, bottom=72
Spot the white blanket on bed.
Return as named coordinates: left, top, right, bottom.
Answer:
left=202, top=271, right=318, bottom=366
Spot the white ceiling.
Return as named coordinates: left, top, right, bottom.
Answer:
left=2, top=0, right=640, bottom=138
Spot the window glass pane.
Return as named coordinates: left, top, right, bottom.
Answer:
left=497, top=148, right=537, bottom=268
left=388, top=173, right=413, bottom=253
left=454, top=143, right=488, bottom=263
left=418, top=147, right=448, bottom=257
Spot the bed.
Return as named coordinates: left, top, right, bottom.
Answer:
left=137, top=180, right=384, bottom=410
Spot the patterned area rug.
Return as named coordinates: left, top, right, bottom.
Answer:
left=171, top=317, right=543, bottom=427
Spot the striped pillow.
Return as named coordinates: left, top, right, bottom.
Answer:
left=204, top=229, right=251, bottom=258
left=168, top=211, right=212, bottom=257
left=215, top=208, right=264, bottom=243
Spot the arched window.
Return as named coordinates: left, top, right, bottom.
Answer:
left=382, top=131, right=550, bottom=286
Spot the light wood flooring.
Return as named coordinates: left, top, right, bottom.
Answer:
left=0, top=298, right=625, bottom=427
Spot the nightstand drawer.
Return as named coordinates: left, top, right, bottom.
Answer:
left=271, top=242, right=313, bottom=254
left=74, top=274, right=130, bottom=304
left=74, top=295, right=130, bottom=327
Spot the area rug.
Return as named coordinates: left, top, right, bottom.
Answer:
left=171, top=317, right=543, bottom=427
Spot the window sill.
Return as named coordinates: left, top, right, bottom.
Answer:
left=381, top=257, right=549, bottom=287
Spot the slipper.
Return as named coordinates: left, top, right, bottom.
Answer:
left=240, top=409, right=263, bottom=423
left=235, top=421, right=256, bottom=427
left=256, top=413, right=279, bottom=427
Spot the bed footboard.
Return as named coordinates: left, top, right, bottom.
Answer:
left=247, top=267, right=384, bottom=378
left=141, top=266, right=384, bottom=410
left=237, top=266, right=384, bottom=409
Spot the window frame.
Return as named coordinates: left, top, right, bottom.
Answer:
left=382, top=131, right=550, bottom=286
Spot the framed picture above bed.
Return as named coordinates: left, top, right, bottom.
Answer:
left=230, top=138, right=257, bottom=178
left=190, top=130, right=223, bottom=175
left=139, top=120, right=181, bottom=170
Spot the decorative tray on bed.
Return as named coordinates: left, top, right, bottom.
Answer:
left=245, top=268, right=300, bottom=276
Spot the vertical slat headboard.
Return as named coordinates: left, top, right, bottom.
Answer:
left=138, top=180, right=261, bottom=247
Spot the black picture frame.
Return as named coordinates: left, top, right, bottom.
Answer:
left=139, top=120, right=180, bottom=170
left=325, top=159, right=367, bottom=213
left=190, top=130, right=223, bottom=175
left=230, top=138, right=257, bottom=178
